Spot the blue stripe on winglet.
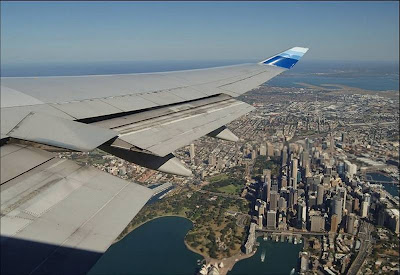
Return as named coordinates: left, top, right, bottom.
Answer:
left=263, top=56, right=299, bottom=69
left=260, top=47, right=308, bottom=69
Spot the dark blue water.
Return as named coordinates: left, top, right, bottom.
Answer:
left=366, top=173, right=399, bottom=197
left=265, top=74, right=399, bottom=91
left=384, top=184, right=400, bottom=197
left=366, top=172, right=395, bottom=182
left=230, top=237, right=303, bottom=275
left=88, top=216, right=202, bottom=275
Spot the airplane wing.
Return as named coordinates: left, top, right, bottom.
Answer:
left=0, top=47, right=308, bottom=274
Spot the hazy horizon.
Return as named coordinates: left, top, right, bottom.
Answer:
left=1, top=2, right=398, bottom=64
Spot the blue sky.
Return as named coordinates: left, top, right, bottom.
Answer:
left=1, top=1, right=399, bottom=64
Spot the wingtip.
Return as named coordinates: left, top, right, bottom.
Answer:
left=260, top=46, right=309, bottom=69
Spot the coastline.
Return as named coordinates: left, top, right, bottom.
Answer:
left=115, top=215, right=256, bottom=275
left=114, top=214, right=191, bottom=243
left=184, top=237, right=256, bottom=275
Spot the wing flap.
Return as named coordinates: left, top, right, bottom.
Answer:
left=6, top=112, right=118, bottom=152
left=0, top=144, right=54, bottom=184
left=1, top=144, right=153, bottom=275
left=115, top=97, right=254, bottom=156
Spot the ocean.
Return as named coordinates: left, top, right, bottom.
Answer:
left=2, top=60, right=398, bottom=91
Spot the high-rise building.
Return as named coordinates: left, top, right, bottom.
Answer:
left=310, top=214, right=325, bottom=232
left=331, top=197, right=343, bottom=224
left=361, top=201, right=369, bottom=218
left=269, top=191, right=278, bottom=211
left=258, top=215, right=264, bottom=229
left=260, top=144, right=267, bottom=156
left=309, top=195, right=317, bottom=208
left=298, top=200, right=307, bottom=227
left=278, top=197, right=287, bottom=211
left=259, top=204, right=265, bottom=218
left=360, top=194, right=371, bottom=218
left=301, top=151, right=309, bottom=169
left=345, top=199, right=353, bottom=214
left=330, top=214, right=339, bottom=233
left=353, top=198, right=360, bottom=212
left=317, top=184, right=324, bottom=205
left=189, top=143, right=195, bottom=162
left=364, top=193, right=371, bottom=204
left=385, top=208, right=399, bottom=234
left=344, top=160, right=357, bottom=177
left=280, top=176, right=287, bottom=189
left=266, top=210, right=277, bottom=229
left=281, top=146, right=288, bottom=166
left=338, top=187, right=347, bottom=213
left=346, top=213, right=356, bottom=234
left=288, top=188, right=298, bottom=209
left=267, top=142, right=274, bottom=157
left=305, top=165, right=312, bottom=178
left=290, top=159, right=298, bottom=181
left=264, top=182, right=271, bottom=203
left=263, top=169, right=271, bottom=186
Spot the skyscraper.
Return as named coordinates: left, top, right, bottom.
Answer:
left=280, top=176, right=287, bottom=189
left=301, top=151, right=309, bottom=169
left=298, top=201, right=307, bottom=228
left=353, top=198, right=360, bottom=212
left=309, top=195, right=317, bottom=208
left=266, top=210, right=277, bottom=229
left=345, top=199, right=353, bottom=214
left=265, top=182, right=271, bottom=203
left=267, top=142, right=274, bottom=157
left=258, top=215, right=264, bottom=229
left=346, top=213, right=356, bottom=234
left=338, top=187, right=347, bottom=213
left=278, top=197, right=287, bottom=211
left=361, top=201, right=369, bottom=218
left=317, top=184, right=324, bottom=205
left=331, top=197, right=343, bottom=224
left=263, top=169, right=271, bottom=182
left=310, top=214, right=325, bottom=232
left=290, top=158, right=298, bottom=181
left=330, top=214, right=339, bottom=233
left=281, top=146, right=288, bottom=166
left=288, top=188, right=298, bottom=209
left=269, top=191, right=278, bottom=211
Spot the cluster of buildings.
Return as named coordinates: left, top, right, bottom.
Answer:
left=250, top=138, right=398, bottom=235
left=61, top=84, right=399, bottom=274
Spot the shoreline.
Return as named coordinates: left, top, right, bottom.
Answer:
left=184, top=238, right=256, bottom=275
left=114, top=214, right=191, bottom=243
left=116, top=215, right=256, bottom=275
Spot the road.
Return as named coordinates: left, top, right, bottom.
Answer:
left=257, top=228, right=334, bottom=236
left=347, top=221, right=374, bottom=275
left=198, top=189, right=245, bottom=200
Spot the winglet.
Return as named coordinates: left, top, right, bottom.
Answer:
left=260, top=47, right=309, bottom=69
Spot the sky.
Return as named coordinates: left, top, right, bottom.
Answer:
left=1, top=1, right=399, bottom=65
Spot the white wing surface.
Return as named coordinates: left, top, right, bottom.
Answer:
left=0, top=47, right=308, bottom=274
